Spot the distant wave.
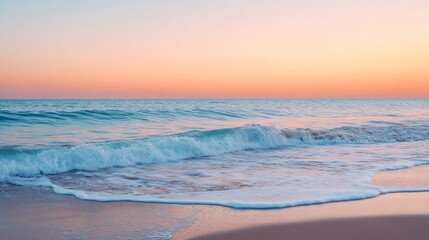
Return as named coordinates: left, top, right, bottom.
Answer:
left=0, top=108, right=252, bottom=125
left=1, top=123, right=428, bottom=179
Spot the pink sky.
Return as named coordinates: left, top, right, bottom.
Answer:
left=1, top=0, right=428, bottom=98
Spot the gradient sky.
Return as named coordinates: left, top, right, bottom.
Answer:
left=1, top=0, right=428, bottom=98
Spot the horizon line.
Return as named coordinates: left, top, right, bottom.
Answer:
left=1, top=97, right=428, bottom=101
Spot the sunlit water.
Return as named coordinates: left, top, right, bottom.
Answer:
left=1, top=99, right=429, bottom=208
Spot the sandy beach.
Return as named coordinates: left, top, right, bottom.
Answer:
left=1, top=165, right=428, bottom=240
left=193, top=216, right=429, bottom=240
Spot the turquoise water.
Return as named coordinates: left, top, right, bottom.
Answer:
left=1, top=99, right=429, bottom=208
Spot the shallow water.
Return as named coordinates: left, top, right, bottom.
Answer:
left=1, top=99, right=429, bottom=208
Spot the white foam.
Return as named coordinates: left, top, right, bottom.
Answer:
left=7, top=140, right=429, bottom=209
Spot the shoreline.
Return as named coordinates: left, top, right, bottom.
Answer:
left=181, top=164, right=429, bottom=239
left=176, top=191, right=429, bottom=239
left=1, top=186, right=428, bottom=240
left=1, top=165, right=428, bottom=239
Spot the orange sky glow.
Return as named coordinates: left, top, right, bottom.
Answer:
left=0, top=1, right=428, bottom=98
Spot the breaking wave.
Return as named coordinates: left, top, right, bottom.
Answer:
left=1, top=122, right=428, bottom=179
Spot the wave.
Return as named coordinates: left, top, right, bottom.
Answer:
left=0, top=108, right=252, bottom=126
left=0, top=109, right=145, bottom=125
left=1, top=123, right=428, bottom=179
left=281, top=123, right=429, bottom=143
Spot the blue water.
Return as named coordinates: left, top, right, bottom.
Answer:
left=1, top=99, right=429, bottom=208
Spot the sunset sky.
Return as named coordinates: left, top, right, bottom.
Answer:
left=1, top=0, right=428, bottom=98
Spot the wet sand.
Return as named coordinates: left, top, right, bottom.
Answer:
left=177, top=192, right=429, bottom=240
left=372, top=164, right=429, bottom=189
left=193, top=215, right=429, bottom=240
left=1, top=165, right=428, bottom=240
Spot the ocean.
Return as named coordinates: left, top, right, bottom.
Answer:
left=1, top=99, right=428, bottom=208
